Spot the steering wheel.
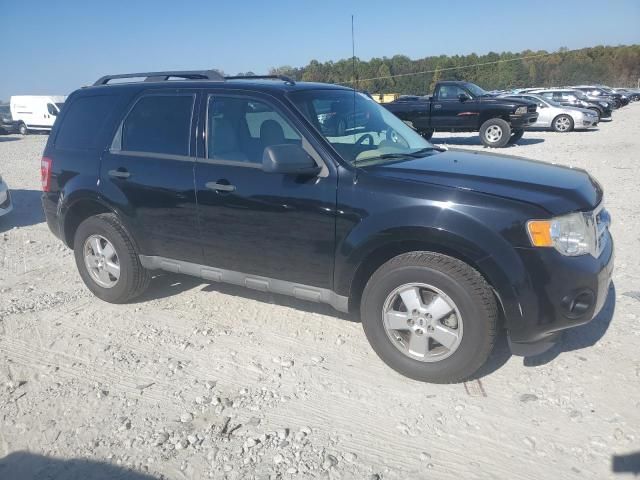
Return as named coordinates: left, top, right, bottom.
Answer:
left=355, top=134, right=374, bottom=146
left=386, top=128, right=409, bottom=147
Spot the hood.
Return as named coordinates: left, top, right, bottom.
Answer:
left=365, top=150, right=602, bottom=214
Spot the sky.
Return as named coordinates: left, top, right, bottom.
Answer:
left=1, top=0, right=639, bottom=100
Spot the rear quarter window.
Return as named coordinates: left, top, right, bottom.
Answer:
left=55, top=95, right=119, bottom=150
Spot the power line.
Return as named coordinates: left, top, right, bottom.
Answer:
left=338, top=48, right=583, bottom=85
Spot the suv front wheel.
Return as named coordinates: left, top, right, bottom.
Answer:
left=73, top=213, right=150, bottom=303
left=360, top=252, right=497, bottom=383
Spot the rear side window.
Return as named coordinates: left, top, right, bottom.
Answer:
left=121, top=95, right=194, bottom=156
left=55, top=95, right=117, bottom=150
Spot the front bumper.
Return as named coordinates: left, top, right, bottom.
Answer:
left=581, top=117, right=598, bottom=128
left=510, top=112, right=538, bottom=128
left=508, top=231, right=614, bottom=355
left=0, top=186, right=12, bottom=216
left=0, top=121, right=20, bottom=134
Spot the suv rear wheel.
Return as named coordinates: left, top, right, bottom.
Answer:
left=73, top=213, right=150, bottom=303
left=479, top=118, right=511, bottom=148
left=18, top=123, right=28, bottom=135
left=360, top=252, right=497, bottom=383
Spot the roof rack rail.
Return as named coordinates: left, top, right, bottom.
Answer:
left=225, top=75, right=296, bottom=85
left=93, top=70, right=225, bottom=86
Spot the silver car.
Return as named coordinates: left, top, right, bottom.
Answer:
left=0, top=174, right=12, bottom=216
left=500, top=93, right=598, bottom=132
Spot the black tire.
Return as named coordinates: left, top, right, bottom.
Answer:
left=419, top=129, right=434, bottom=140
left=73, top=213, right=150, bottom=303
left=552, top=114, right=574, bottom=133
left=479, top=118, right=511, bottom=148
left=18, top=123, right=28, bottom=135
left=508, top=128, right=525, bottom=144
left=360, top=252, right=497, bottom=383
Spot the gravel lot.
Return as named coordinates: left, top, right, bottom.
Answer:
left=1, top=106, right=639, bottom=479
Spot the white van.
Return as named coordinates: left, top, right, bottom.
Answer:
left=9, top=95, right=67, bottom=134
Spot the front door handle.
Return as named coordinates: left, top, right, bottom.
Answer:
left=434, top=104, right=442, bottom=109
left=108, top=169, right=131, bottom=179
left=206, top=181, right=236, bottom=192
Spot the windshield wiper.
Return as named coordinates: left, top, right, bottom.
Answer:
left=356, top=147, right=444, bottom=166
left=406, top=146, right=445, bottom=156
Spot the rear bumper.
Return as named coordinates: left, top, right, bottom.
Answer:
left=42, top=192, right=64, bottom=241
left=507, top=232, right=614, bottom=354
left=510, top=113, right=538, bottom=127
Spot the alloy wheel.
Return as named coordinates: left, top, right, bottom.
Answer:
left=484, top=125, right=503, bottom=143
left=83, top=234, right=120, bottom=288
left=382, top=283, right=463, bottom=362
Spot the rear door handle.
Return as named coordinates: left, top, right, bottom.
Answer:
left=206, top=181, right=236, bottom=192
left=434, top=104, right=442, bottom=109
left=108, top=169, right=131, bottom=179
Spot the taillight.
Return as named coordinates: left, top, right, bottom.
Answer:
left=41, top=157, right=52, bottom=192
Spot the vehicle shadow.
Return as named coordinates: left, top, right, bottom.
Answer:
left=472, top=283, right=616, bottom=379
left=0, top=451, right=159, bottom=479
left=612, top=451, right=640, bottom=474
left=522, top=282, right=616, bottom=367
left=433, top=136, right=545, bottom=147
left=0, top=136, right=21, bottom=142
left=0, top=189, right=45, bottom=232
left=135, top=271, right=358, bottom=323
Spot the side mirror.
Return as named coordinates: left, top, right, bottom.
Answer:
left=458, top=93, right=470, bottom=102
left=262, top=144, right=321, bottom=175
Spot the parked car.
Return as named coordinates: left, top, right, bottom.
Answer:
left=42, top=70, right=613, bottom=383
left=500, top=93, right=598, bottom=132
left=529, top=89, right=612, bottom=120
left=9, top=95, right=66, bottom=134
left=382, top=81, right=538, bottom=148
left=0, top=105, right=20, bottom=134
left=0, top=174, right=12, bottom=217
left=613, top=88, right=640, bottom=102
left=570, top=86, right=626, bottom=108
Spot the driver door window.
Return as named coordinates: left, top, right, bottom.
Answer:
left=206, top=96, right=301, bottom=165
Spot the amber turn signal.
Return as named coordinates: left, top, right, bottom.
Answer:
left=526, top=220, right=553, bottom=247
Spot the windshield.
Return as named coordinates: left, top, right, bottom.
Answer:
left=465, top=83, right=489, bottom=97
left=0, top=106, right=9, bottom=115
left=290, top=89, right=435, bottom=165
left=55, top=102, right=64, bottom=111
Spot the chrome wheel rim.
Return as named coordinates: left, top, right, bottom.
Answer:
left=382, top=283, right=463, bottom=362
left=84, top=234, right=120, bottom=288
left=485, top=125, right=503, bottom=143
left=555, top=116, right=571, bottom=131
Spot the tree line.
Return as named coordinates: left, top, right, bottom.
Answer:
left=264, top=45, right=640, bottom=94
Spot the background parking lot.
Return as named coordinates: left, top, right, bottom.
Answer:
left=1, top=106, right=639, bottom=478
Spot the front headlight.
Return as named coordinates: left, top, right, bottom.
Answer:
left=527, top=212, right=596, bottom=256
left=515, top=106, right=528, bottom=115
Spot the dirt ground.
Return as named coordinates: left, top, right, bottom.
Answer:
left=1, top=105, right=639, bottom=480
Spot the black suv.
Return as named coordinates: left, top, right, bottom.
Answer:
left=41, top=70, right=614, bottom=383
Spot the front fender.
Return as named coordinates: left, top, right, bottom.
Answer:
left=334, top=169, right=543, bottom=329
